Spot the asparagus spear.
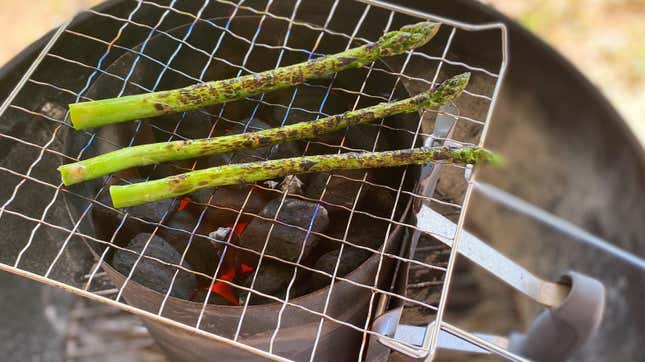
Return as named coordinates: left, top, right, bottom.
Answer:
left=69, top=21, right=441, bottom=130
left=110, top=146, right=500, bottom=208
left=59, top=73, right=470, bottom=186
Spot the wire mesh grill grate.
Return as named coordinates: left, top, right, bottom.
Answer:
left=0, top=0, right=507, bottom=360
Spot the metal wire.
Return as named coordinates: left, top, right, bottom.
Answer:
left=0, top=0, right=508, bottom=360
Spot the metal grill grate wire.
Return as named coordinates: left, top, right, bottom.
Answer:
left=0, top=0, right=509, bottom=360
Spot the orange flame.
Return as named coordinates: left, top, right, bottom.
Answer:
left=209, top=267, right=239, bottom=305
left=192, top=262, right=255, bottom=306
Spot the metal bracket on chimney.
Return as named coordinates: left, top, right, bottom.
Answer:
left=369, top=207, right=605, bottom=360
left=416, top=205, right=569, bottom=307
left=367, top=105, right=605, bottom=361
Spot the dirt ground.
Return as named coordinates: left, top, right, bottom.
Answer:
left=0, top=0, right=642, bottom=143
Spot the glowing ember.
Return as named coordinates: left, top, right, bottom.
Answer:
left=188, top=220, right=254, bottom=304
left=177, top=196, right=192, bottom=211
left=232, top=222, right=249, bottom=237
left=240, top=263, right=253, bottom=274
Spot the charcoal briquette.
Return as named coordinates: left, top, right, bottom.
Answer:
left=308, top=248, right=371, bottom=291
left=111, top=233, right=196, bottom=300
left=239, top=198, right=330, bottom=262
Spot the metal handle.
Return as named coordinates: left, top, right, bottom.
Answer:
left=368, top=204, right=570, bottom=360
left=508, top=271, right=605, bottom=361
left=369, top=307, right=526, bottom=361
left=369, top=205, right=606, bottom=361
left=416, top=205, right=569, bottom=307
left=369, top=271, right=604, bottom=361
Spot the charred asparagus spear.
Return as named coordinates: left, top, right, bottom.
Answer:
left=110, top=146, right=500, bottom=208
left=68, top=21, right=440, bottom=130
left=59, top=73, right=470, bottom=186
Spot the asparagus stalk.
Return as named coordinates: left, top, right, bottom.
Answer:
left=69, top=21, right=441, bottom=130
left=110, top=146, right=500, bottom=208
left=59, top=73, right=470, bottom=186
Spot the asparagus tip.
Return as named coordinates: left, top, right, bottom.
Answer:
left=399, top=21, right=441, bottom=39
left=414, top=72, right=470, bottom=107
left=437, top=72, right=471, bottom=99
left=460, top=147, right=504, bottom=167
left=377, top=21, right=441, bottom=56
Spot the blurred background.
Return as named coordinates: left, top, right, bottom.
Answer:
left=0, top=0, right=642, bottom=144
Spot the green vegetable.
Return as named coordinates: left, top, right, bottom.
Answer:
left=109, top=146, right=500, bottom=208
left=69, top=21, right=441, bottom=130
left=59, top=73, right=470, bottom=185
